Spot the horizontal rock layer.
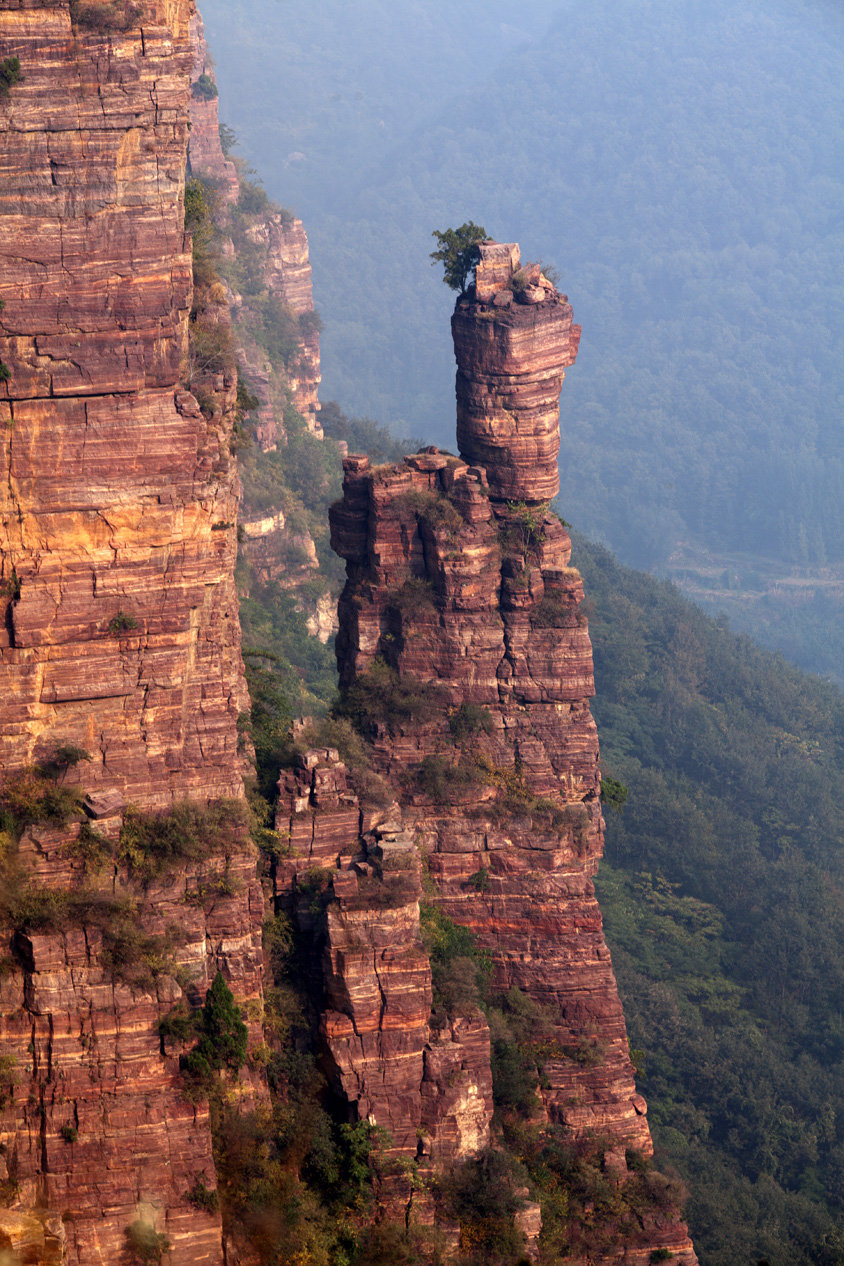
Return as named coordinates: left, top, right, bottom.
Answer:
left=0, top=813, right=264, bottom=1266
left=0, top=0, right=247, bottom=805
left=0, top=4, right=257, bottom=1263
left=274, top=751, right=494, bottom=1181
left=328, top=255, right=696, bottom=1257
left=453, top=242, right=581, bottom=503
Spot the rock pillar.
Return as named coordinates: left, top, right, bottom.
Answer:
left=453, top=241, right=581, bottom=503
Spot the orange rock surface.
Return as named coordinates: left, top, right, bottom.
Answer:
left=0, top=5, right=259, bottom=1262
left=454, top=241, right=581, bottom=502
left=0, top=0, right=247, bottom=806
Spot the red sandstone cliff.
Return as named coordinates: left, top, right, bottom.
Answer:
left=0, top=3, right=261, bottom=1261
left=0, top=0, right=247, bottom=806
left=323, top=244, right=698, bottom=1262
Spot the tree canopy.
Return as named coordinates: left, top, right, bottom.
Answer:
left=430, top=221, right=488, bottom=292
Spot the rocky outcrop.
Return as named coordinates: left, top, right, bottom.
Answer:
left=239, top=508, right=320, bottom=589
left=235, top=214, right=323, bottom=438
left=273, top=750, right=494, bottom=1185
left=0, top=811, right=263, bottom=1266
left=328, top=245, right=697, bottom=1261
left=454, top=240, right=581, bottom=502
left=0, top=0, right=247, bottom=807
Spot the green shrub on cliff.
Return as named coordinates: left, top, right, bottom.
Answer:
left=420, top=903, right=492, bottom=1022
left=437, top=1147, right=529, bottom=1261
left=117, top=799, right=249, bottom=881
left=70, top=0, right=141, bottom=32
left=336, top=658, right=445, bottom=734
left=125, top=1220, right=169, bottom=1265
left=415, top=753, right=488, bottom=803
left=430, top=222, right=488, bottom=293
left=0, top=768, right=81, bottom=832
left=192, top=72, right=218, bottom=101
left=0, top=57, right=23, bottom=99
left=448, top=703, right=495, bottom=742
left=182, top=971, right=248, bottom=1081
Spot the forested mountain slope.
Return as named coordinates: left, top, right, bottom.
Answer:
left=573, top=534, right=844, bottom=1266
left=200, top=0, right=844, bottom=682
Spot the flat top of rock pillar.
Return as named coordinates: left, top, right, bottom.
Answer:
left=475, top=241, right=521, bottom=303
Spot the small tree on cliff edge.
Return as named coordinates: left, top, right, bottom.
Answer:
left=430, top=222, right=488, bottom=293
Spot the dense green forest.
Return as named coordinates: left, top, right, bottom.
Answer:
left=573, top=534, right=844, bottom=1265
left=201, top=0, right=844, bottom=682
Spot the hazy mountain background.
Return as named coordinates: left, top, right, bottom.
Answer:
left=201, top=0, right=843, bottom=683
left=190, top=5, right=844, bottom=1259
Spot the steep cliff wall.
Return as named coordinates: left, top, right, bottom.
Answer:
left=0, top=4, right=261, bottom=1262
left=0, top=3, right=696, bottom=1254
left=0, top=0, right=247, bottom=807
left=326, top=246, right=697, bottom=1262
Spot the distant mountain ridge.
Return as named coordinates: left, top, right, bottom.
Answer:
left=201, top=0, right=844, bottom=682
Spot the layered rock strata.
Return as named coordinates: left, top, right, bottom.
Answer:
left=0, top=0, right=247, bottom=805
left=328, top=246, right=697, bottom=1261
left=454, top=240, right=581, bottom=502
left=0, top=810, right=264, bottom=1266
left=274, top=750, right=493, bottom=1179
left=0, top=4, right=261, bottom=1262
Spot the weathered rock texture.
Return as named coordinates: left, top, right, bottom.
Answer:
left=0, top=3, right=262, bottom=1262
left=0, top=814, right=264, bottom=1266
left=328, top=246, right=697, bottom=1262
left=274, top=752, right=492, bottom=1170
left=234, top=214, right=323, bottom=440
left=454, top=240, right=581, bottom=503
left=189, top=10, right=239, bottom=204
left=0, top=0, right=248, bottom=807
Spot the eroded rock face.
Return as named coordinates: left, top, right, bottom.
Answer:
left=454, top=241, right=581, bottom=503
left=239, top=214, right=323, bottom=436
left=189, top=10, right=240, bottom=203
left=331, top=455, right=641, bottom=1140
left=0, top=0, right=247, bottom=806
left=0, top=5, right=261, bottom=1262
left=0, top=817, right=264, bottom=1266
left=328, top=250, right=697, bottom=1261
left=273, top=750, right=495, bottom=1196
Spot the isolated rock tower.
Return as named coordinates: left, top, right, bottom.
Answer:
left=327, top=243, right=697, bottom=1261
left=453, top=240, right=581, bottom=502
